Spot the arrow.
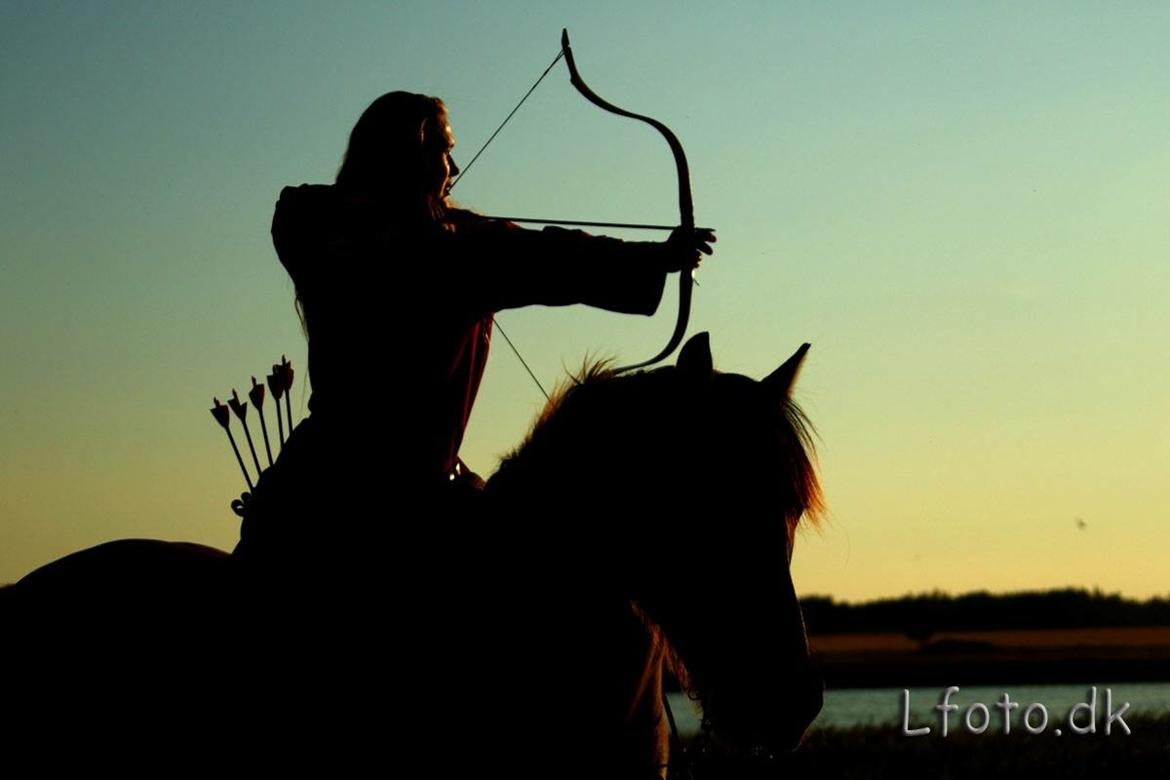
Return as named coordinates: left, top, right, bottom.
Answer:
left=211, top=397, right=253, bottom=491
left=249, top=376, right=274, bottom=468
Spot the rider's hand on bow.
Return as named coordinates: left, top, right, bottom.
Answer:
left=661, top=226, right=716, bottom=274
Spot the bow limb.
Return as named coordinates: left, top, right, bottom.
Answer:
left=560, top=28, right=696, bottom=374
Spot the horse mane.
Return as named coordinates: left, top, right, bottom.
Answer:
left=516, top=358, right=619, bottom=449
left=494, top=358, right=823, bottom=529
left=776, top=391, right=825, bottom=527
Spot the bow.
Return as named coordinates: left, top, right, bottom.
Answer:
left=452, top=28, right=700, bottom=377
left=559, top=29, right=696, bottom=373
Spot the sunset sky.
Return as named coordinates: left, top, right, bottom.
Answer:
left=2, top=1, right=1167, bottom=600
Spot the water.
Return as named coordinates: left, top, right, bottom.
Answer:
left=666, top=682, right=1170, bottom=736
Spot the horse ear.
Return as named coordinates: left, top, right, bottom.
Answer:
left=763, top=343, right=811, bottom=398
left=677, top=332, right=714, bottom=381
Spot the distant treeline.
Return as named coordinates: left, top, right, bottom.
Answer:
left=803, top=589, right=1170, bottom=635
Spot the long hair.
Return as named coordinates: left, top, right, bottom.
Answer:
left=294, top=92, right=452, bottom=337
left=335, top=91, right=450, bottom=224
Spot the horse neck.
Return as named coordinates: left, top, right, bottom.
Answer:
left=482, top=372, right=679, bottom=585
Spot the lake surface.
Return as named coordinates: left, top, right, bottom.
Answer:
left=667, top=681, right=1170, bottom=735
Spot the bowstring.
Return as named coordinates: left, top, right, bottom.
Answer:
left=447, top=47, right=565, bottom=193
left=447, top=45, right=565, bottom=402
left=492, top=320, right=548, bottom=401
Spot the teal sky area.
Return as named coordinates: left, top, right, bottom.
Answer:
left=2, top=1, right=1168, bottom=600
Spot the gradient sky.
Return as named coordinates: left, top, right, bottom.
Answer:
left=2, top=1, right=1167, bottom=600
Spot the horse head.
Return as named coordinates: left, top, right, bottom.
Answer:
left=643, top=334, right=824, bottom=758
left=487, top=332, right=824, bottom=760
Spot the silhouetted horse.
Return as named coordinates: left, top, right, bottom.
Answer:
left=2, top=333, right=822, bottom=776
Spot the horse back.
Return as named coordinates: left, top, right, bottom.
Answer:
left=5, top=538, right=235, bottom=660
